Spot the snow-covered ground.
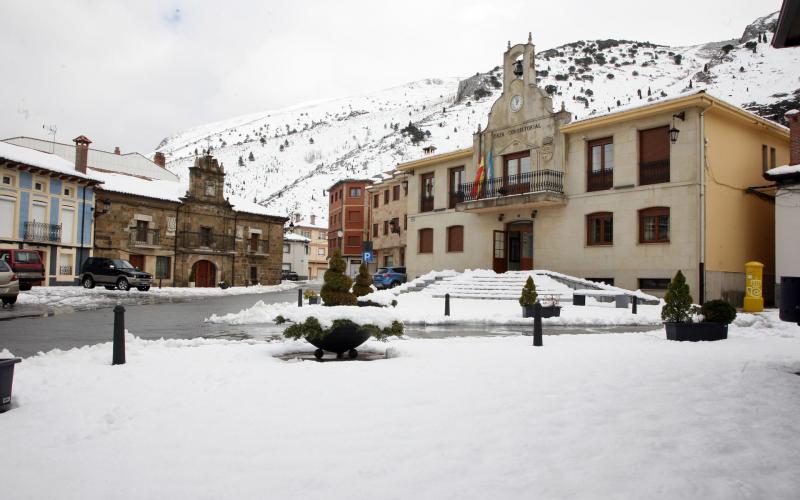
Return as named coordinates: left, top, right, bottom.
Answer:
left=3, top=311, right=800, bottom=499
left=16, top=282, right=299, bottom=311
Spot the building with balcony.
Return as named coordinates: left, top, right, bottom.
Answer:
left=398, top=36, right=789, bottom=303
left=91, top=154, right=287, bottom=287
left=365, top=170, right=408, bottom=271
left=0, top=139, right=101, bottom=285
left=327, top=178, right=372, bottom=277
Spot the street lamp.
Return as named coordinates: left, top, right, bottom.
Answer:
left=670, top=112, right=685, bottom=144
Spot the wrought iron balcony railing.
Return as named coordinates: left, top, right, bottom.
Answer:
left=246, top=239, right=270, bottom=254
left=178, top=231, right=235, bottom=252
left=130, top=228, right=161, bottom=247
left=59, top=265, right=73, bottom=275
left=454, top=169, right=564, bottom=203
left=24, top=221, right=61, bottom=242
left=639, top=160, right=670, bottom=185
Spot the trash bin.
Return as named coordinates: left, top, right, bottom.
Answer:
left=0, top=358, right=22, bottom=413
left=779, top=276, right=800, bottom=324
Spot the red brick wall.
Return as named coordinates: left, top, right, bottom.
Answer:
left=787, top=111, right=800, bottom=166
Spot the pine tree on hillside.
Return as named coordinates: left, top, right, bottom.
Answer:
left=248, top=151, right=255, bottom=162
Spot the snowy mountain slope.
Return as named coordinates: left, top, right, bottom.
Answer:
left=156, top=12, right=799, bottom=226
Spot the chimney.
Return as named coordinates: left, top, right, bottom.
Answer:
left=787, top=110, right=800, bottom=167
left=154, top=152, right=166, bottom=168
left=310, top=214, right=316, bottom=225
left=73, top=135, right=91, bottom=174
left=114, top=147, right=121, bottom=155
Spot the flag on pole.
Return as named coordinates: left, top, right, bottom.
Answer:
left=486, top=147, right=494, bottom=186
left=470, top=157, right=485, bottom=198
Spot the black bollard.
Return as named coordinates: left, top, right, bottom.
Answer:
left=445, top=293, right=450, bottom=316
left=533, top=302, right=543, bottom=347
left=112, top=305, right=126, bottom=365
left=298, top=288, right=303, bottom=307
left=631, top=295, right=638, bottom=315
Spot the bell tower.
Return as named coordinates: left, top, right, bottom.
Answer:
left=503, top=33, right=536, bottom=90
left=188, top=154, right=227, bottom=205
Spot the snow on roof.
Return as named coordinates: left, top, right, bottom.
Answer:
left=786, top=109, right=800, bottom=117
left=765, top=164, right=800, bottom=179
left=0, top=141, right=100, bottom=181
left=90, top=168, right=186, bottom=202
left=228, top=196, right=284, bottom=218
left=284, top=233, right=310, bottom=242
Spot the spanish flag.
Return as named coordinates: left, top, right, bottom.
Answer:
left=470, top=157, right=485, bottom=198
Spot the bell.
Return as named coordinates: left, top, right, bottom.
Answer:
left=513, top=60, right=524, bottom=78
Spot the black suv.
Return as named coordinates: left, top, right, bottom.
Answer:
left=81, top=257, right=153, bottom=291
left=281, top=269, right=299, bottom=281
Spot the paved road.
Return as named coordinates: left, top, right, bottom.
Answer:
left=0, top=288, right=304, bottom=357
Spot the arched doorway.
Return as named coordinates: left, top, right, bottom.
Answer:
left=192, top=260, right=217, bottom=287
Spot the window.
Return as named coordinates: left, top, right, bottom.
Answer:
left=762, top=144, right=769, bottom=172
left=1, top=175, right=12, bottom=186
left=318, top=248, right=325, bottom=256
left=372, top=223, right=378, bottom=237
left=504, top=151, right=532, bottom=181
left=250, top=266, right=258, bottom=282
left=301, top=230, right=311, bottom=238
left=420, top=173, right=435, bottom=212
left=58, top=252, right=73, bottom=276
left=384, top=220, right=389, bottom=235
left=0, top=196, right=15, bottom=237
left=587, top=137, right=613, bottom=191
left=347, top=209, right=362, bottom=223
left=639, top=207, right=670, bottom=243
left=384, top=255, right=394, bottom=267
left=373, top=194, right=379, bottom=208
left=34, top=181, right=45, bottom=192
left=384, top=189, right=390, bottom=204
left=586, top=212, right=613, bottom=246
left=249, top=233, right=259, bottom=252
left=418, top=228, right=433, bottom=253
left=156, top=256, right=171, bottom=279
left=283, top=243, right=290, bottom=253
left=135, top=220, right=149, bottom=243
left=447, top=225, right=464, bottom=252
left=770, top=147, right=777, bottom=170
left=319, top=232, right=327, bottom=240
left=393, top=185, right=400, bottom=201
left=638, top=278, right=670, bottom=290
left=639, top=126, right=670, bottom=185
left=63, top=187, right=72, bottom=197
left=349, top=187, right=361, bottom=197
left=403, top=214, right=407, bottom=230
left=449, top=166, right=465, bottom=208
left=403, top=181, right=408, bottom=196
left=200, top=226, right=212, bottom=246
left=390, top=217, right=399, bottom=234
left=305, top=245, right=309, bottom=255
left=346, top=235, right=360, bottom=247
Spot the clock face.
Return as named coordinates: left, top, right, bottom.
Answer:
left=510, top=94, right=523, bottom=112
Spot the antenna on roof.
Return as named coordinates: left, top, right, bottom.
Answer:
left=42, top=124, right=57, bottom=152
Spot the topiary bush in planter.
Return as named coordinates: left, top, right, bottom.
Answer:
left=279, top=316, right=403, bottom=359
left=352, top=263, right=373, bottom=298
left=662, top=270, right=729, bottom=341
left=519, top=276, right=560, bottom=318
left=320, top=250, right=357, bottom=306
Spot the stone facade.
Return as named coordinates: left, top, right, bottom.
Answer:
left=366, top=172, right=408, bottom=270
left=94, top=155, right=287, bottom=287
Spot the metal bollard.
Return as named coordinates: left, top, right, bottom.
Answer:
left=112, top=305, right=126, bottom=365
left=298, top=288, right=303, bottom=307
left=631, top=295, right=638, bottom=315
left=533, top=302, right=543, bottom=347
left=444, top=293, right=450, bottom=316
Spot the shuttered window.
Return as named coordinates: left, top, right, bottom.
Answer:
left=587, top=137, right=613, bottom=191
left=639, top=126, right=670, bottom=185
left=418, top=228, right=433, bottom=253
left=447, top=225, right=464, bottom=252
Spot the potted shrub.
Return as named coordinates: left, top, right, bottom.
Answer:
left=282, top=250, right=402, bottom=359
left=188, top=268, right=196, bottom=288
left=353, top=263, right=382, bottom=307
left=303, top=289, right=320, bottom=305
left=0, top=357, right=21, bottom=413
left=218, top=281, right=229, bottom=290
left=662, top=271, right=732, bottom=341
left=519, top=276, right=561, bottom=318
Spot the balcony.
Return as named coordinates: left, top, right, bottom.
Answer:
left=130, top=228, right=161, bottom=247
left=24, top=221, right=61, bottom=243
left=246, top=239, right=269, bottom=254
left=420, top=196, right=434, bottom=213
left=178, top=231, right=235, bottom=252
left=639, top=159, right=670, bottom=185
left=453, top=170, right=565, bottom=213
left=587, top=171, right=613, bottom=192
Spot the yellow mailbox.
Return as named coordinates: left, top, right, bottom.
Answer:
left=743, top=261, right=764, bottom=313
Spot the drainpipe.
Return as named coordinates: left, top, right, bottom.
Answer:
left=79, top=183, right=87, bottom=275
left=699, top=108, right=707, bottom=304
left=173, top=203, right=180, bottom=285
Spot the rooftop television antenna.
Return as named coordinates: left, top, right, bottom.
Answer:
left=42, top=124, right=57, bottom=152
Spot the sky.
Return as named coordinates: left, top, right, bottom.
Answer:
left=0, top=0, right=779, bottom=154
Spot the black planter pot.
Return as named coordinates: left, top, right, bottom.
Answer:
left=308, top=296, right=320, bottom=305
left=307, top=324, right=371, bottom=359
left=357, top=300, right=383, bottom=307
left=665, top=322, right=728, bottom=342
left=0, top=358, right=22, bottom=413
left=522, top=305, right=561, bottom=318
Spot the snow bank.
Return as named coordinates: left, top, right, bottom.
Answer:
left=3, top=314, right=800, bottom=499
left=207, top=301, right=402, bottom=329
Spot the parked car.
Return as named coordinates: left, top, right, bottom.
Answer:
left=281, top=269, right=299, bottom=281
left=0, top=249, right=44, bottom=291
left=0, top=260, right=20, bottom=306
left=373, top=266, right=407, bottom=289
left=80, top=257, right=152, bottom=291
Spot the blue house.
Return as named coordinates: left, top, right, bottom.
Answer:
left=0, top=137, right=102, bottom=286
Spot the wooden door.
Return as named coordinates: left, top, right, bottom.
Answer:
left=519, top=226, right=534, bottom=270
left=193, top=260, right=216, bottom=287
left=129, top=254, right=144, bottom=271
left=492, top=230, right=507, bottom=273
